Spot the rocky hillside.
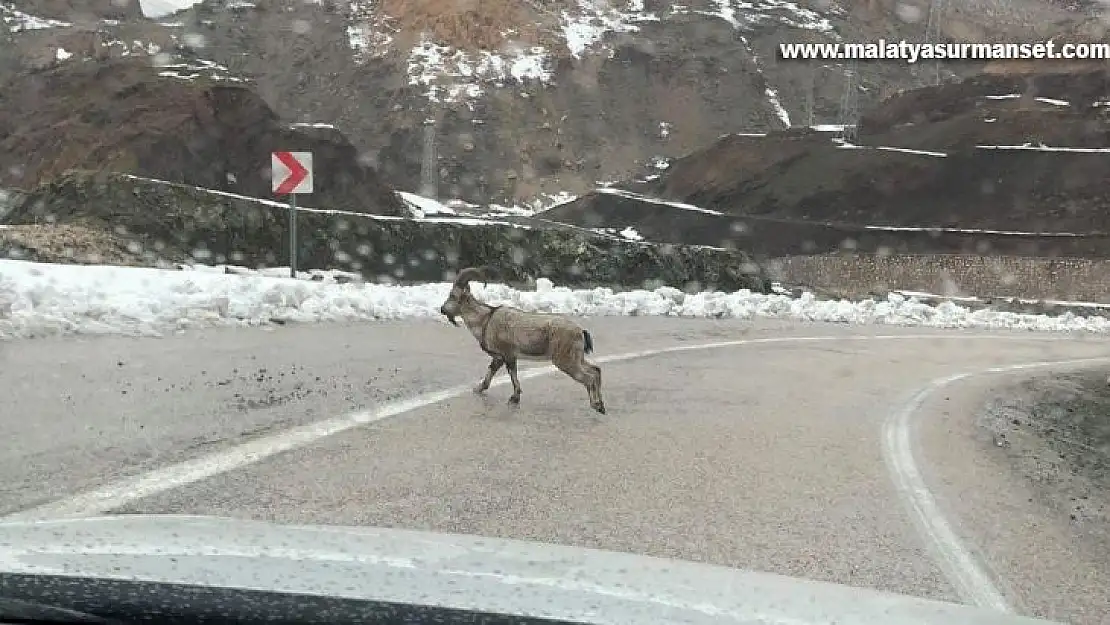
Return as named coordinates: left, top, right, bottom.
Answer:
left=2, top=0, right=1101, bottom=208
left=0, top=53, right=405, bottom=215
left=541, top=68, right=1110, bottom=254
left=3, top=172, right=772, bottom=292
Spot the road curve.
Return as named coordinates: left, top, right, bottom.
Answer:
left=2, top=317, right=1109, bottom=624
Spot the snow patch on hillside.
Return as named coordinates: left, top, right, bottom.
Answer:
left=406, top=37, right=552, bottom=106
left=1, top=2, right=70, bottom=32
left=342, top=0, right=844, bottom=104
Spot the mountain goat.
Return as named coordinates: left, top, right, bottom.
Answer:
left=439, top=267, right=606, bottom=414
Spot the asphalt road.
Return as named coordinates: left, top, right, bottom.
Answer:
left=2, top=317, right=1109, bottom=624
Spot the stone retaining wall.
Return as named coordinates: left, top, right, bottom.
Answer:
left=5, top=171, right=771, bottom=292
left=770, top=253, right=1110, bottom=303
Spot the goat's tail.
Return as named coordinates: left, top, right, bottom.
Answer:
left=582, top=329, right=594, bottom=355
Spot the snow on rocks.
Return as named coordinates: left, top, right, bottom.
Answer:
left=1, top=2, right=70, bottom=32
left=3, top=259, right=1110, bottom=339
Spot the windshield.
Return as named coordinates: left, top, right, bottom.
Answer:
left=1, top=0, right=1109, bottom=624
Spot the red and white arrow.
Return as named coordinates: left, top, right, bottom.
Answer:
left=271, top=151, right=314, bottom=195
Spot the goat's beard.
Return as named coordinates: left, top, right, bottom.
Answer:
left=443, top=313, right=459, bottom=326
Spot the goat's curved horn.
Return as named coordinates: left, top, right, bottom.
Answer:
left=453, top=267, right=485, bottom=289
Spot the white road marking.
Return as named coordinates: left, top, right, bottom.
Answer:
left=3, top=331, right=1108, bottom=614
left=881, top=356, right=1110, bottom=613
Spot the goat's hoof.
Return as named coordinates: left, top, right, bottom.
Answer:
left=473, top=384, right=487, bottom=395
left=593, top=403, right=606, bottom=415
left=507, top=395, right=521, bottom=406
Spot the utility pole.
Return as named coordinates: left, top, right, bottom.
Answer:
left=419, top=117, right=438, bottom=200
left=418, top=64, right=448, bottom=201
left=804, top=65, right=815, bottom=128
left=837, top=59, right=859, bottom=144
left=833, top=6, right=859, bottom=143
left=0, top=17, right=15, bottom=76
left=925, top=0, right=947, bottom=85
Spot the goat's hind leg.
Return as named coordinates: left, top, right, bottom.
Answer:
left=588, top=362, right=605, bottom=414
left=557, top=359, right=605, bottom=415
left=475, top=356, right=504, bottom=394
left=505, top=359, right=522, bottom=406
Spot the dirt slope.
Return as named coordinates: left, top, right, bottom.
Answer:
left=576, top=69, right=1109, bottom=228
left=538, top=68, right=1110, bottom=254
left=0, top=223, right=189, bottom=266
left=0, top=54, right=405, bottom=216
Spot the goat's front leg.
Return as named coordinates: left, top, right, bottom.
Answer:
left=505, top=359, right=522, bottom=406
left=475, top=356, right=504, bottom=394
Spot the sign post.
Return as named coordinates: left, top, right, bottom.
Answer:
left=271, top=151, right=314, bottom=278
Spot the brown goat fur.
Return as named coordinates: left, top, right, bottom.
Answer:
left=439, top=267, right=605, bottom=414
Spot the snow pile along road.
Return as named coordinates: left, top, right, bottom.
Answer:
left=2, top=259, right=1110, bottom=339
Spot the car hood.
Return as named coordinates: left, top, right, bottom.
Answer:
left=0, top=514, right=1060, bottom=625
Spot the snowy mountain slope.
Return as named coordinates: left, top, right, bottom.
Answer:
left=1, top=0, right=1098, bottom=208
left=182, top=0, right=1098, bottom=206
